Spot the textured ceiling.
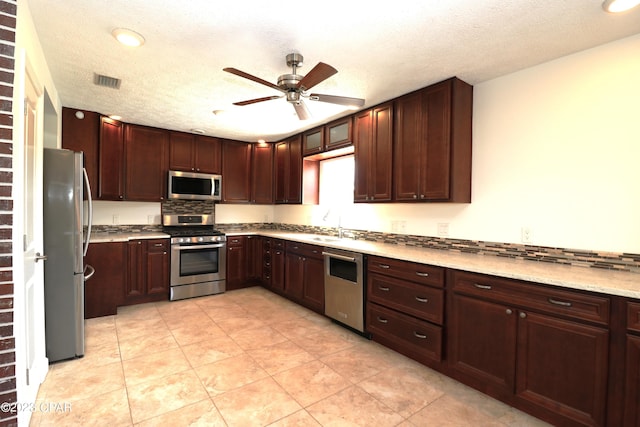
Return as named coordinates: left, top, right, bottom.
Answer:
left=25, top=0, right=640, bottom=142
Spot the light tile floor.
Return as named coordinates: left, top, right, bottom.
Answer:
left=30, top=287, right=551, bottom=426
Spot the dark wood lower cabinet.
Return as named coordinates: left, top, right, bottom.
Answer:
left=447, top=270, right=611, bottom=427
left=284, top=242, right=324, bottom=314
left=84, top=242, right=125, bottom=318
left=625, top=335, right=640, bottom=426
left=124, top=239, right=169, bottom=304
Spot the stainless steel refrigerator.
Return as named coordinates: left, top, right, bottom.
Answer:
left=43, top=148, right=93, bottom=362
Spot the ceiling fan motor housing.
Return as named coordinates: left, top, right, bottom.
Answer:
left=277, top=74, right=303, bottom=90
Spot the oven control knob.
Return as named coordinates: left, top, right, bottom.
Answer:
left=198, top=237, right=204, bottom=242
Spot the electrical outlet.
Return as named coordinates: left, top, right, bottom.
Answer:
left=521, top=227, right=532, bottom=243
left=147, top=215, right=155, bottom=224
left=112, top=214, right=119, bottom=225
left=437, top=223, right=449, bottom=237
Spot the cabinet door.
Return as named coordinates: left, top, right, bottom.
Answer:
left=125, top=240, right=145, bottom=299
left=275, top=136, right=302, bottom=204
left=226, top=236, right=246, bottom=289
left=353, top=104, right=392, bottom=202
left=370, top=104, right=393, bottom=201
left=271, top=246, right=286, bottom=292
left=62, top=108, right=100, bottom=196
left=251, top=143, right=274, bottom=204
left=124, top=124, right=168, bottom=201
left=625, top=335, right=640, bottom=426
left=285, top=252, right=304, bottom=300
left=222, top=140, right=252, bottom=203
left=393, top=91, right=423, bottom=201
left=326, top=117, right=352, bottom=151
left=302, top=256, right=324, bottom=313
left=448, top=293, right=517, bottom=395
left=353, top=109, right=372, bottom=202
left=145, top=240, right=169, bottom=296
left=246, top=236, right=262, bottom=281
left=84, top=242, right=125, bottom=318
left=285, top=136, right=302, bottom=204
left=99, top=117, right=125, bottom=200
left=302, top=127, right=324, bottom=156
left=194, top=135, right=221, bottom=174
left=169, top=131, right=195, bottom=171
left=421, top=82, right=452, bottom=200
left=515, top=311, right=609, bottom=427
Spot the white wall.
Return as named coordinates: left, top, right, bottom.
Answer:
left=274, top=34, right=640, bottom=254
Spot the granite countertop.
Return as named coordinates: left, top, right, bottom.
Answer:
left=89, top=231, right=170, bottom=243
left=228, top=230, right=640, bottom=299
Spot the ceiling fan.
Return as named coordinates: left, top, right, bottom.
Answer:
left=223, top=53, right=365, bottom=120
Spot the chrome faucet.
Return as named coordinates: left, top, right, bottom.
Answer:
left=338, top=227, right=344, bottom=239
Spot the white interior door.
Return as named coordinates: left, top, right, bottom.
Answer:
left=14, top=62, right=48, bottom=425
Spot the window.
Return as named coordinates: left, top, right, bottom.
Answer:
left=319, top=155, right=354, bottom=208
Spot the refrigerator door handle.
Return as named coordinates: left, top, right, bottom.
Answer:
left=83, top=264, right=95, bottom=281
left=83, top=167, right=93, bottom=257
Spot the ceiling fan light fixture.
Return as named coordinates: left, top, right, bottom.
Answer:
left=602, top=0, right=640, bottom=12
left=112, top=28, right=145, bottom=47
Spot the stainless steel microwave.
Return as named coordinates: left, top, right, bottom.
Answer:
left=167, top=170, right=222, bottom=201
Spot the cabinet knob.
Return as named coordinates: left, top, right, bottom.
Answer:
left=506, top=309, right=513, bottom=315
left=413, top=194, right=418, bottom=199
left=519, top=312, right=527, bottom=319
left=420, top=194, right=425, bottom=199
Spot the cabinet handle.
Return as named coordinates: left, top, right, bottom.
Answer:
left=163, top=251, right=167, bottom=255
left=415, top=272, right=429, bottom=277
left=378, top=286, right=390, bottom=292
left=415, top=296, right=428, bottom=303
left=473, top=283, right=492, bottom=290
left=413, top=331, right=427, bottom=339
left=420, top=194, right=425, bottom=199
left=376, top=316, right=388, bottom=324
left=378, top=264, right=390, bottom=269
left=519, top=312, right=527, bottom=319
left=412, top=194, right=417, bottom=199
left=548, top=297, right=572, bottom=307
left=506, top=308, right=513, bottom=315
left=231, top=239, right=239, bottom=243
left=154, top=243, right=164, bottom=247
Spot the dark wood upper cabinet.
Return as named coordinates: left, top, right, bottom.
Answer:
left=61, top=107, right=99, bottom=196
left=302, top=116, right=353, bottom=157
left=353, top=102, right=393, bottom=202
left=275, top=135, right=302, bottom=204
left=124, top=124, right=169, bottom=201
left=251, top=143, right=274, bottom=204
left=221, top=139, right=252, bottom=203
left=394, top=77, right=472, bottom=202
left=98, top=117, right=125, bottom=200
left=169, top=131, right=221, bottom=174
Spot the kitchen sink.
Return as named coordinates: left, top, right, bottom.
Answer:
left=312, top=236, right=340, bottom=242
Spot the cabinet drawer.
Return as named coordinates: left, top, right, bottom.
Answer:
left=227, top=236, right=244, bottom=247
left=146, top=239, right=169, bottom=252
left=368, top=273, right=444, bottom=324
left=628, top=301, right=640, bottom=333
left=368, top=256, right=444, bottom=288
left=285, top=241, right=322, bottom=259
left=451, top=270, right=610, bottom=325
left=367, top=303, right=442, bottom=362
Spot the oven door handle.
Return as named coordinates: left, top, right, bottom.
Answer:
left=322, top=252, right=356, bottom=262
left=175, top=243, right=226, bottom=250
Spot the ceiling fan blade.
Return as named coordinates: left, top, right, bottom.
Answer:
left=233, top=95, right=282, bottom=106
left=297, top=62, right=337, bottom=91
left=309, top=93, right=365, bottom=107
left=293, top=100, right=311, bottom=120
left=223, top=67, right=284, bottom=92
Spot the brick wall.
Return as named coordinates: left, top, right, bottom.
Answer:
left=0, top=1, right=16, bottom=426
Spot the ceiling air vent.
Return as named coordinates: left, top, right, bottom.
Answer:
left=93, top=73, right=121, bottom=89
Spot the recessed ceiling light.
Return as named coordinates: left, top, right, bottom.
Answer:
left=108, top=114, right=122, bottom=121
left=111, top=28, right=145, bottom=47
left=191, top=128, right=206, bottom=134
left=602, top=0, right=640, bottom=12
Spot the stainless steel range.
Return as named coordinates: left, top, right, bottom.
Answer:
left=162, top=214, right=226, bottom=301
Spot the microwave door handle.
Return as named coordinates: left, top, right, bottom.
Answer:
left=177, top=243, right=225, bottom=250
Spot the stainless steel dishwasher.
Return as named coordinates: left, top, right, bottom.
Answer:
left=322, top=248, right=365, bottom=333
